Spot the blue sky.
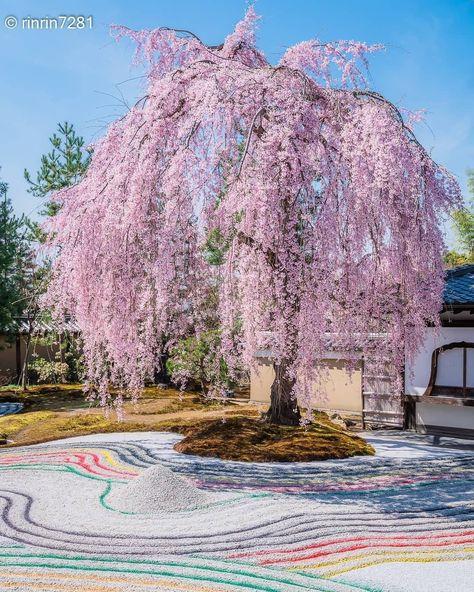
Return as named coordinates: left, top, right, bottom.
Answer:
left=1, top=0, right=473, bottom=244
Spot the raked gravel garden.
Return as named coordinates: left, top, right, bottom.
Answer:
left=1, top=5, right=472, bottom=592
left=0, top=429, right=473, bottom=592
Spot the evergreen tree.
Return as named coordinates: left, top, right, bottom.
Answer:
left=24, top=121, right=91, bottom=217
left=21, top=123, right=90, bottom=385
left=0, top=181, right=34, bottom=335
left=453, top=169, right=474, bottom=255
left=446, top=169, right=474, bottom=267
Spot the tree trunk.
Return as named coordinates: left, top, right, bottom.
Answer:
left=15, top=333, right=21, bottom=381
left=20, top=333, right=31, bottom=391
left=265, top=360, right=301, bottom=425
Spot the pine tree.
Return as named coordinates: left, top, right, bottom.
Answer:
left=0, top=182, right=34, bottom=335
left=24, top=121, right=91, bottom=217
left=21, top=124, right=90, bottom=386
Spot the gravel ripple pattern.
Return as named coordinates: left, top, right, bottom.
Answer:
left=0, top=431, right=473, bottom=591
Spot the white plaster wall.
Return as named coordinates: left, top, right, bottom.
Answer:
left=417, top=403, right=474, bottom=430
left=405, top=327, right=474, bottom=395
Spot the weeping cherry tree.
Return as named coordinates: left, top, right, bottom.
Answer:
left=45, top=9, right=460, bottom=423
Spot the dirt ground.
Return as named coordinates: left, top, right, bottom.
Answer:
left=0, top=384, right=260, bottom=447
left=0, top=384, right=373, bottom=461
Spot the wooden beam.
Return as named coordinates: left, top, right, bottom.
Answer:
left=405, top=393, right=474, bottom=407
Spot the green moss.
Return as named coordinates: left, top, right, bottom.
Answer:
left=0, top=384, right=373, bottom=463
left=0, top=411, right=57, bottom=438
left=174, top=416, right=375, bottom=462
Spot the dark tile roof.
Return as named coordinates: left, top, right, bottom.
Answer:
left=444, top=264, right=474, bottom=305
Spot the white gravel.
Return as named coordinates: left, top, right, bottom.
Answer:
left=107, top=462, right=209, bottom=513
left=337, top=559, right=474, bottom=592
left=0, top=431, right=472, bottom=591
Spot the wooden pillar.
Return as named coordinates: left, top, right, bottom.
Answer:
left=360, top=356, right=365, bottom=430
left=403, top=396, right=416, bottom=430
left=463, top=346, right=467, bottom=397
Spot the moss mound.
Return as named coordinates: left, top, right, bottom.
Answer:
left=174, top=416, right=375, bottom=462
left=0, top=411, right=57, bottom=440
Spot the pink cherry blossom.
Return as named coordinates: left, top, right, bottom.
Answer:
left=44, top=8, right=460, bottom=419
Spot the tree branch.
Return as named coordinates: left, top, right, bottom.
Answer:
left=237, top=107, right=267, bottom=178
left=236, top=230, right=278, bottom=268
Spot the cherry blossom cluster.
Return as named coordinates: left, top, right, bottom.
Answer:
left=45, top=8, right=460, bottom=412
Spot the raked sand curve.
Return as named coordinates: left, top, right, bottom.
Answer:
left=0, top=431, right=473, bottom=592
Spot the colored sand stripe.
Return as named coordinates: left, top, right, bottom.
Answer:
left=0, top=436, right=473, bottom=591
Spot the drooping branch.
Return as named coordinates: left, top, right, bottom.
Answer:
left=236, top=230, right=278, bottom=269
left=45, top=7, right=460, bottom=418
left=237, top=107, right=267, bottom=178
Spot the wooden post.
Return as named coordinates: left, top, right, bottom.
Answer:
left=463, top=346, right=467, bottom=397
left=404, top=396, right=416, bottom=430
left=361, top=356, right=366, bottom=430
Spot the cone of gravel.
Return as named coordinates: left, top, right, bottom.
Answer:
left=108, top=463, right=209, bottom=514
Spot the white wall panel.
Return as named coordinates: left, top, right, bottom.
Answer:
left=405, top=327, right=474, bottom=395
left=417, top=402, right=474, bottom=430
